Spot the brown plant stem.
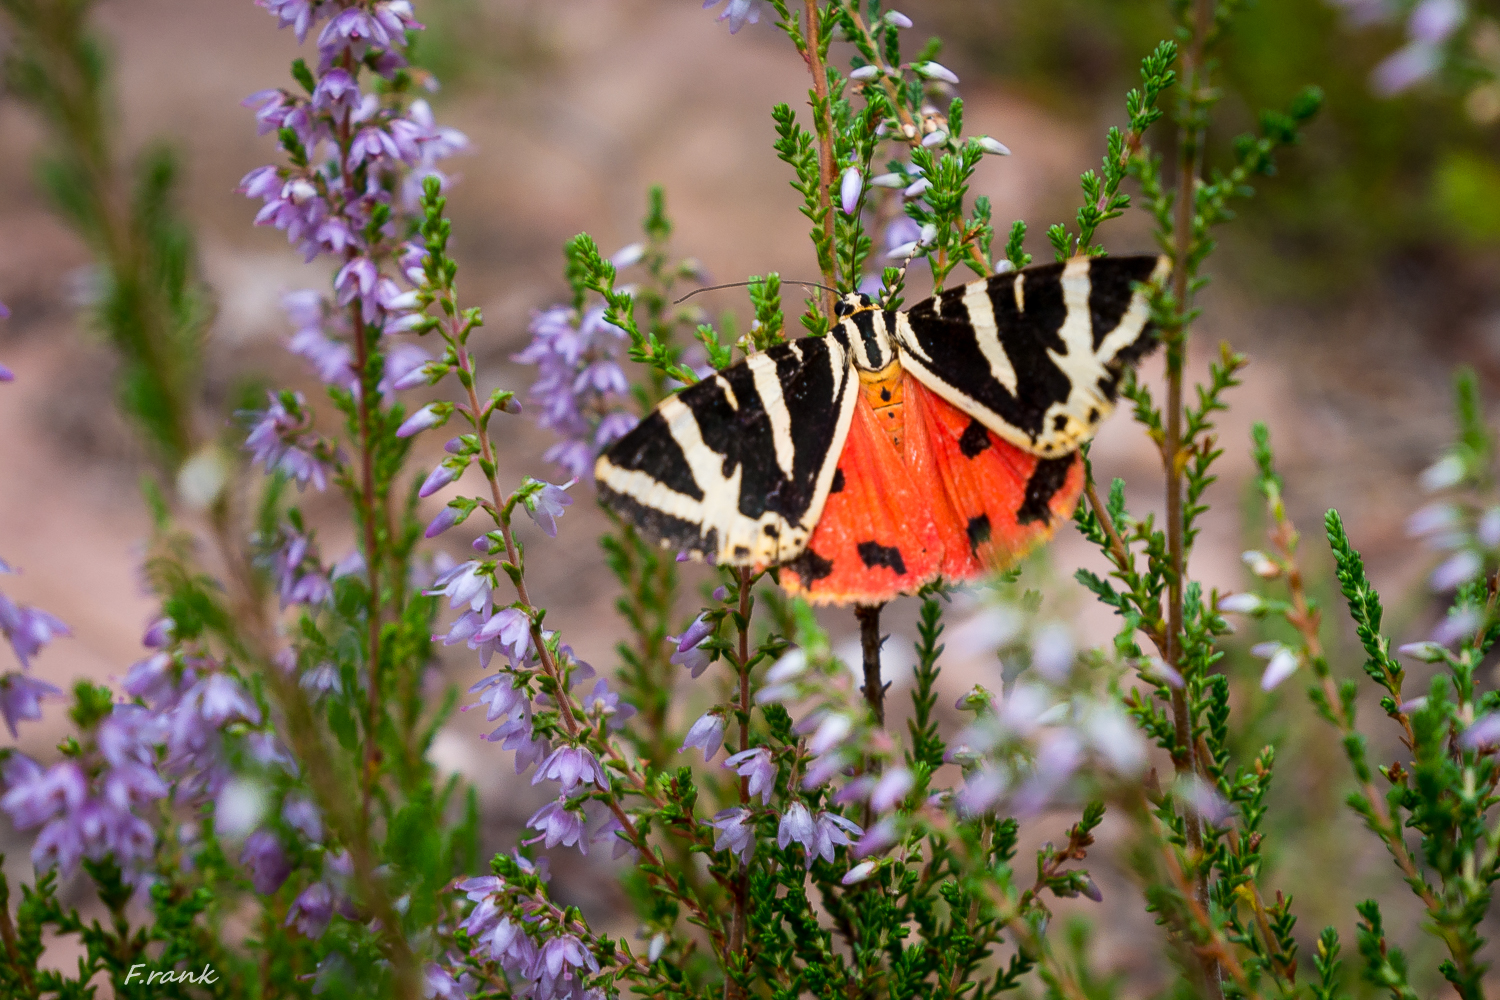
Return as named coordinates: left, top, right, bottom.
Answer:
left=855, top=604, right=886, bottom=726
left=800, top=0, right=838, bottom=312
left=350, top=303, right=385, bottom=823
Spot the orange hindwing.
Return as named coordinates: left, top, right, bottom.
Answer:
left=782, top=371, right=1083, bottom=605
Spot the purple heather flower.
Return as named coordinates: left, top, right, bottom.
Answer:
left=0, top=673, right=61, bottom=737
left=470, top=671, right=528, bottom=723
left=524, top=481, right=574, bottom=538
left=191, top=673, right=262, bottom=727
left=424, top=964, right=466, bottom=1000
left=283, top=794, right=323, bottom=842
left=669, top=614, right=715, bottom=678
left=869, top=767, right=914, bottom=813
left=483, top=716, right=549, bottom=773
left=286, top=882, right=336, bottom=938
left=578, top=677, right=635, bottom=729
left=532, top=746, right=608, bottom=794
left=0, top=364, right=12, bottom=383
left=777, top=803, right=816, bottom=856
left=0, top=594, right=70, bottom=670
left=537, top=934, right=600, bottom=999
left=1410, top=0, right=1465, bottom=44
left=956, top=766, right=1009, bottom=816
left=724, top=748, right=776, bottom=803
left=703, top=0, right=764, bottom=32
left=711, top=806, right=755, bottom=859
left=1462, top=712, right=1500, bottom=748
left=885, top=10, right=913, bottom=28
left=808, top=713, right=854, bottom=755
left=257, top=0, right=324, bottom=42
left=425, top=560, right=493, bottom=613
left=458, top=874, right=501, bottom=900
left=1372, top=39, right=1440, bottom=94
left=1030, top=623, right=1074, bottom=682
left=526, top=798, right=589, bottom=853
left=1432, top=550, right=1483, bottom=590
left=242, top=829, right=292, bottom=894
left=680, top=711, right=726, bottom=761
left=517, top=305, right=633, bottom=481
left=473, top=608, right=532, bottom=666
left=1013, top=732, right=1084, bottom=817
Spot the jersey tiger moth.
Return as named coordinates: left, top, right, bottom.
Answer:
left=595, top=254, right=1170, bottom=606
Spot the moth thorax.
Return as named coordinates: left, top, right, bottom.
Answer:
left=841, top=309, right=898, bottom=372
left=858, top=361, right=905, bottom=453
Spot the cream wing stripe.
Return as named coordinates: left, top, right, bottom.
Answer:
left=962, top=279, right=1018, bottom=397
left=747, top=353, right=797, bottom=479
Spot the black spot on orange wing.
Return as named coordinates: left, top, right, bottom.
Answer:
left=901, top=375, right=1084, bottom=585
left=856, top=541, right=907, bottom=575
left=958, top=419, right=991, bottom=458
left=782, top=395, right=942, bottom=605
left=966, top=514, right=991, bottom=553
left=1017, top=456, right=1075, bottom=526
left=830, top=468, right=845, bottom=493
left=786, top=547, right=834, bottom=583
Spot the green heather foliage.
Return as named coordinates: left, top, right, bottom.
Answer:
left=1, top=2, right=1499, bottom=1000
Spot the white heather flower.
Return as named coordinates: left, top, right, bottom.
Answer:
left=976, top=136, right=1011, bottom=155
left=914, top=61, right=959, bottom=84
left=1217, top=592, right=1263, bottom=614
left=1241, top=550, right=1281, bottom=578
left=849, top=65, right=880, bottom=81
left=842, top=860, right=877, bottom=884
left=1419, top=454, right=1465, bottom=492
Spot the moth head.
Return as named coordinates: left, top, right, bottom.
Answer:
left=833, top=293, right=875, bottom=318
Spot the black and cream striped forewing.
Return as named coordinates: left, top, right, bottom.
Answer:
left=595, top=336, right=859, bottom=566
left=893, top=255, right=1169, bottom=458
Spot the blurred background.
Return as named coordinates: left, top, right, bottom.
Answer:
left=2, top=0, right=1496, bottom=992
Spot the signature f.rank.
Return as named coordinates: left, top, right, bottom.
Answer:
left=596, top=255, right=1170, bottom=606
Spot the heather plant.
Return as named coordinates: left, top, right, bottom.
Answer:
left=1, top=1, right=1498, bottom=1000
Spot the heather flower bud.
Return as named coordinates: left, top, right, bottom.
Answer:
left=840, top=167, right=863, bottom=215
left=871, top=172, right=908, bottom=188
left=977, top=135, right=1012, bottom=155
left=611, top=242, right=646, bottom=268
left=397, top=402, right=451, bottom=438
left=424, top=504, right=463, bottom=539
left=1253, top=643, right=1299, bottom=691
left=842, top=860, right=878, bottom=885
left=1241, top=550, right=1281, bottom=578
left=884, top=10, right=913, bottom=27
left=903, top=177, right=932, bottom=199
left=921, top=130, right=948, bottom=147
left=849, top=65, right=880, bottom=81
left=1217, top=592, right=1262, bottom=614
left=1397, top=641, right=1448, bottom=662
left=1419, top=454, right=1465, bottom=492
left=914, top=61, right=959, bottom=84
left=418, top=461, right=463, bottom=498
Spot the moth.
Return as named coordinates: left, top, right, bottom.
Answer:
left=595, top=255, right=1170, bottom=606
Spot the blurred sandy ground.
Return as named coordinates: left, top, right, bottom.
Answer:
left=0, top=0, right=1482, bottom=990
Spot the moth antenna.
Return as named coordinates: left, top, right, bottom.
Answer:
left=673, top=279, right=839, bottom=305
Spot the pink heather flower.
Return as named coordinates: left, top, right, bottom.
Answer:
left=711, top=806, right=755, bottom=859
left=724, top=747, right=776, bottom=803
left=532, top=746, right=609, bottom=794
left=703, top=0, right=764, bottom=33
left=680, top=711, right=726, bottom=761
